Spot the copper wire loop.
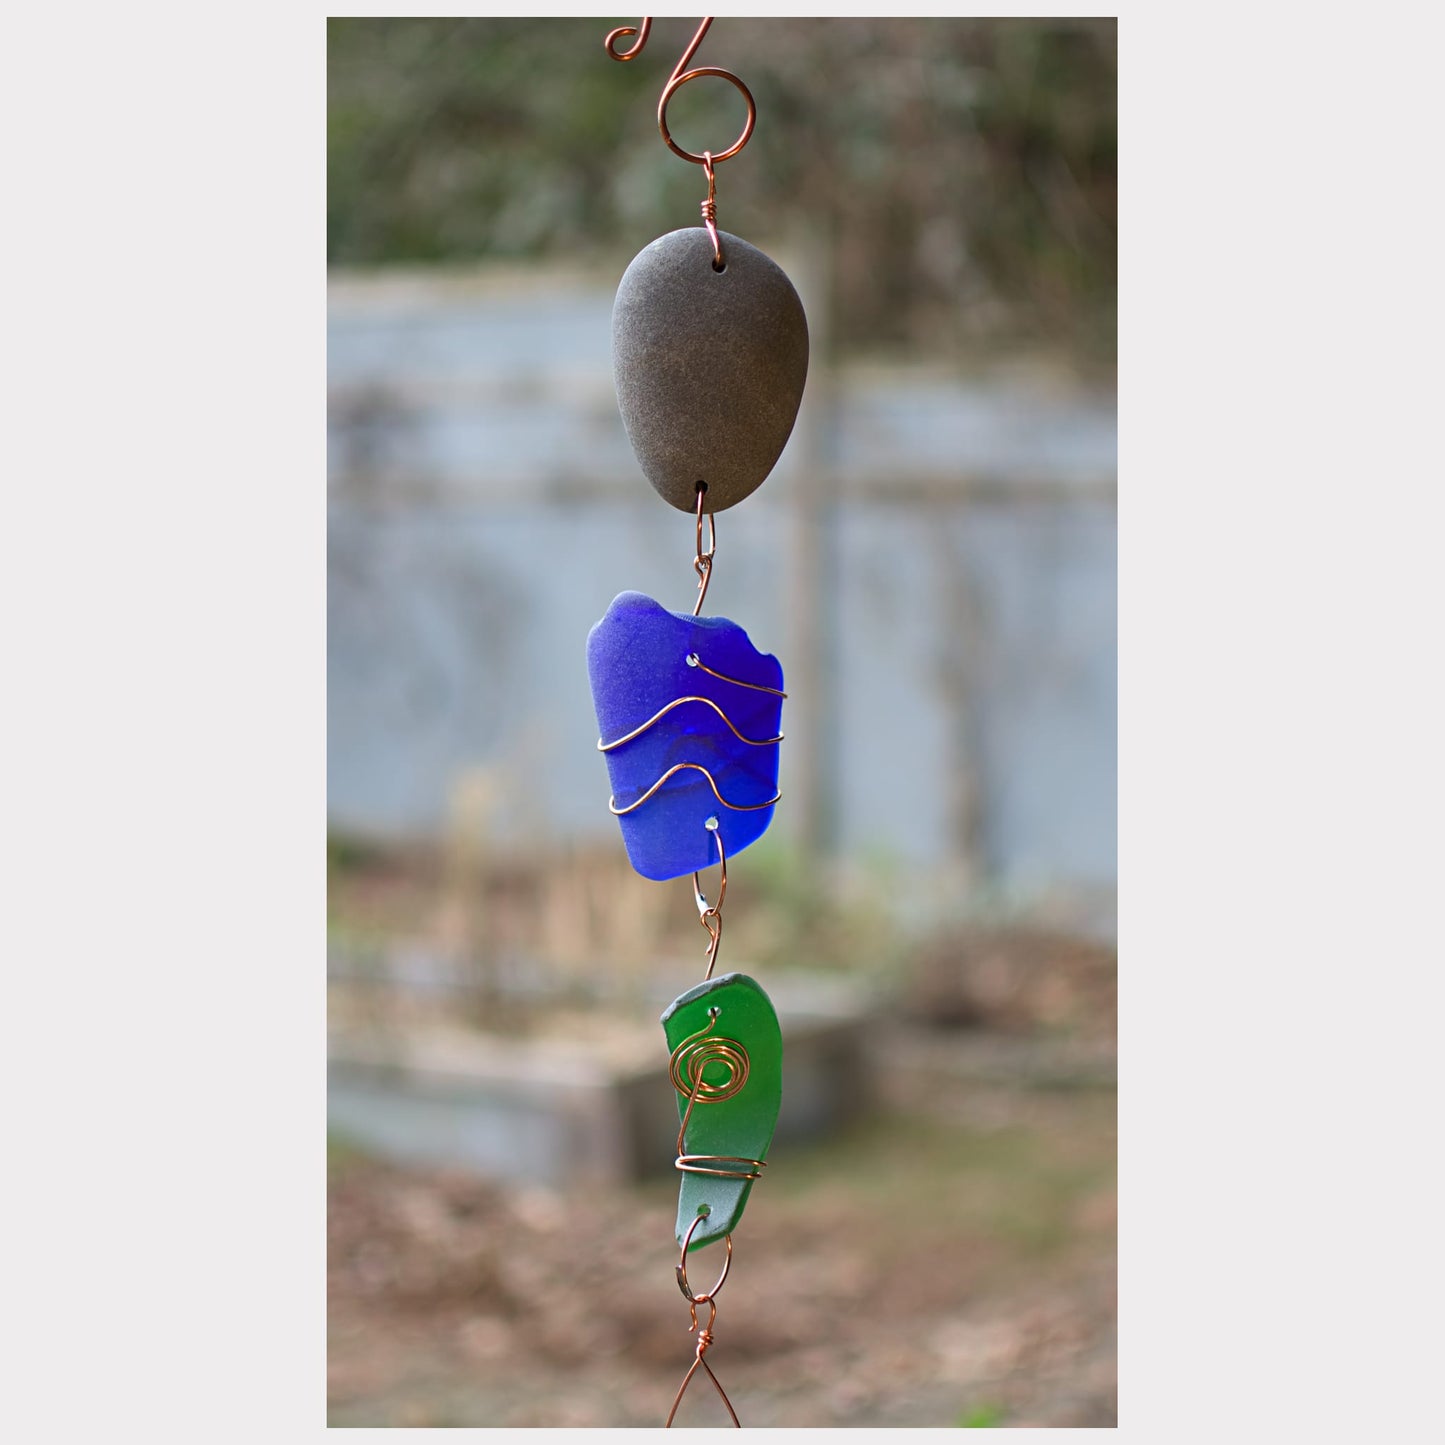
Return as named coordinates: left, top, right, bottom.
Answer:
left=676, top=1210, right=733, bottom=1298
left=661, top=60, right=755, bottom=167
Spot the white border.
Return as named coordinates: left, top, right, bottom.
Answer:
left=7, top=7, right=1441, bottom=1439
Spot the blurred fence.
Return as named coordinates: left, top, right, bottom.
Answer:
left=327, top=250, right=1116, bottom=916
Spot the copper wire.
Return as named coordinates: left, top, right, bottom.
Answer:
left=597, top=696, right=782, bottom=753
left=701, top=152, right=722, bottom=268
left=694, top=819, right=727, bottom=979
left=686, top=653, right=788, bottom=698
left=607, top=762, right=780, bottom=817
left=667, top=1212, right=741, bottom=1427
left=698, top=909, right=723, bottom=978
left=677, top=1156, right=764, bottom=1182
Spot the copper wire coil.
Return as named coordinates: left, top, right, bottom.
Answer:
left=675, top=1153, right=765, bottom=1181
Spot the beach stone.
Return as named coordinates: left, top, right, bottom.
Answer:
left=612, top=228, right=809, bottom=513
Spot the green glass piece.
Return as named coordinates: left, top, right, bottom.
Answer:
left=661, top=972, right=783, bottom=1251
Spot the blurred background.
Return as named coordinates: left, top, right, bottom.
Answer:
left=328, top=16, right=1116, bottom=1429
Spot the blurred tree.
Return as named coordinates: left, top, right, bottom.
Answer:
left=328, top=17, right=1115, bottom=368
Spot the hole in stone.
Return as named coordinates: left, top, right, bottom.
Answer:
left=712, top=259, right=727, bottom=274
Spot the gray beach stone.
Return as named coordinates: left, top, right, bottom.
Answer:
left=611, top=227, right=809, bottom=513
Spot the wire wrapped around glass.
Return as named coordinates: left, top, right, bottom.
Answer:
left=587, top=16, right=809, bottom=1428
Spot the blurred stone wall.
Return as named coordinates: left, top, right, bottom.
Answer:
left=327, top=260, right=1116, bottom=904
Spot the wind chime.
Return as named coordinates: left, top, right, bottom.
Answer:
left=588, top=16, right=809, bottom=1428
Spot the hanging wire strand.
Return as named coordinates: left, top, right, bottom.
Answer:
left=700, top=152, right=722, bottom=267
left=693, top=482, right=715, bottom=616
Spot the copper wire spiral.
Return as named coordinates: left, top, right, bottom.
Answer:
left=670, top=1009, right=767, bottom=1182
left=669, top=1012, right=750, bottom=1103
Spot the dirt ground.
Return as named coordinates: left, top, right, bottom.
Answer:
left=328, top=1046, right=1116, bottom=1429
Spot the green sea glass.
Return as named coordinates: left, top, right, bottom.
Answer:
left=661, top=972, right=783, bottom=1251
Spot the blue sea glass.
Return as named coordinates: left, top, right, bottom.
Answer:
left=587, top=591, right=784, bottom=881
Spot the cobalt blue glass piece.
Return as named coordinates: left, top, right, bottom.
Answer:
left=588, top=591, right=785, bottom=881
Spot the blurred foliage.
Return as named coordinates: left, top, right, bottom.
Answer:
left=328, top=17, right=1115, bottom=367
left=959, top=1403, right=1006, bottom=1427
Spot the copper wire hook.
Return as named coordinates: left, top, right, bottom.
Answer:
left=604, top=18, right=757, bottom=167
left=603, top=17, right=651, bottom=61
left=693, top=819, right=726, bottom=980
left=693, top=819, right=727, bottom=921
